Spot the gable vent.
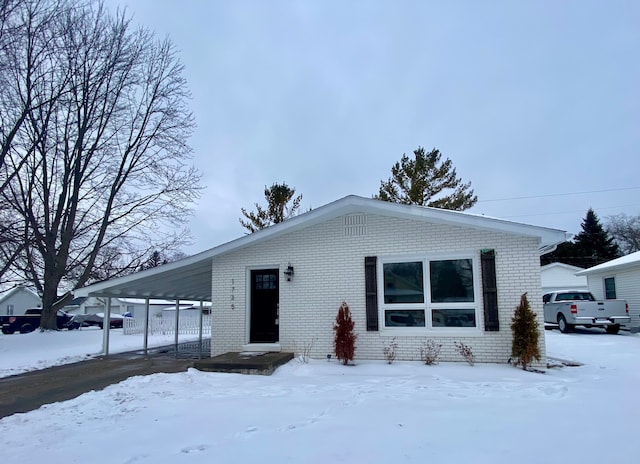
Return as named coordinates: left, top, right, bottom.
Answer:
left=344, top=213, right=367, bottom=236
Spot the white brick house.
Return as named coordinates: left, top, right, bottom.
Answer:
left=75, top=195, right=566, bottom=363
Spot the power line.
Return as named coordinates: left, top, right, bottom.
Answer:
left=478, top=187, right=640, bottom=203
left=501, top=203, right=640, bottom=220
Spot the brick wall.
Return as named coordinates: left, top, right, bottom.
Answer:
left=211, top=213, right=546, bottom=364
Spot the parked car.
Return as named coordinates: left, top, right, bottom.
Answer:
left=543, top=290, right=630, bottom=334
left=74, top=312, right=127, bottom=329
left=1, top=308, right=80, bottom=334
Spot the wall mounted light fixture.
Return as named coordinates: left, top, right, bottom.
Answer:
left=284, top=263, right=294, bottom=281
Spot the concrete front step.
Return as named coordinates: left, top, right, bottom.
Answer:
left=193, top=351, right=294, bottom=375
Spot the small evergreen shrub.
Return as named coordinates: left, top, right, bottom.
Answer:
left=334, top=301, right=357, bottom=365
left=420, top=339, right=442, bottom=365
left=454, top=341, right=475, bottom=366
left=383, top=338, right=399, bottom=364
left=511, top=292, right=541, bottom=370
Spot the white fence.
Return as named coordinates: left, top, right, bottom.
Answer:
left=123, top=315, right=211, bottom=336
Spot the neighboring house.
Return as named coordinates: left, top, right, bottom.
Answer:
left=576, top=251, right=640, bottom=329
left=0, top=286, right=41, bottom=316
left=75, top=195, right=566, bottom=364
left=63, top=296, right=194, bottom=318
left=540, top=263, right=588, bottom=294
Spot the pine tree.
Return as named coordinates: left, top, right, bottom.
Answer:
left=333, top=301, right=357, bottom=365
left=240, top=183, right=302, bottom=233
left=375, top=146, right=477, bottom=210
left=541, top=208, right=620, bottom=267
left=573, top=209, right=620, bottom=265
left=510, top=293, right=541, bottom=370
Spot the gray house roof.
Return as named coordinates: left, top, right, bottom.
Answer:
left=575, top=251, right=640, bottom=276
left=74, top=195, right=567, bottom=301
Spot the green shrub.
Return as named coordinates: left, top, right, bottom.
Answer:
left=511, top=293, right=541, bottom=370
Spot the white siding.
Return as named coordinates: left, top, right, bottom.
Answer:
left=211, top=213, right=546, bottom=364
left=586, top=269, right=640, bottom=328
left=540, top=264, right=588, bottom=294
left=0, top=288, right=41, bottom=316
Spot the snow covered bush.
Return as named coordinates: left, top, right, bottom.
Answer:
left=333, top=301, right=357, bottom=365
left=510, top=293, right=541, bottom=370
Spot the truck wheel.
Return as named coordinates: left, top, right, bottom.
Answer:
left=19, top=323, right=35, bottom=334
left=605, top=324, right=620, bottom=335
left=2, top=327, right=15, bottom=335
left=557, top=315, right=573, bottom=334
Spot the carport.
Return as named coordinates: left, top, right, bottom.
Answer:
left=73, top=250, right=215, bottom=356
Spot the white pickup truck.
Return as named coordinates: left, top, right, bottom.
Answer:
left=543, top=290, right=630, bottom=334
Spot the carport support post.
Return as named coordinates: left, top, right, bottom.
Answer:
left=198, top=300, right=204, bottom=359
left=143, top=298, right=150, bottom=355
left=102, top=297, right=111, bottom=356
left=174, top=300, right=180, bottom=356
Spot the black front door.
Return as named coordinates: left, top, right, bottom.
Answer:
left=250, top=269, right=279, bottom=343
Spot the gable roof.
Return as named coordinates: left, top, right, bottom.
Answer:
left=74, top=195, right=567, bottom=300
left=0, top=286, right=40, bottom=304
left=575, top=251, right=640, bottom=276
left=541, top=262, right=585, bottom=273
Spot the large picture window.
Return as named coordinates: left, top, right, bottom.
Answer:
left=380, top=255, right=478, bottom=330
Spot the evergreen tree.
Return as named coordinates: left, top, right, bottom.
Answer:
left=375, top=147, right=477, bottom=210
left=574, top=209, right=620, bottom=263
left=541, top=208, right=620, bottom=267
left=510, top=293, right=541, bottom=370
left=333, top=301, right=357, bottom=365
left=240, top=183, right=302, bottom=233
left=139, top=250, right=167, bottom=270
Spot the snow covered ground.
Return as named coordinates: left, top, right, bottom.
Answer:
left=0, top=327, right=202, bottom=378
left=1, top=328, right=639, bottom=464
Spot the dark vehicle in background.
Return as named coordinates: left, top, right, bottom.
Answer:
left=73, top=312, right=126, bottom=329
left=1, top=308, right=80, bottom=334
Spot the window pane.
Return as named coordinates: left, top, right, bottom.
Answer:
left=385, top=310, right=426, bottom=327
left=432, top=309, right=476, bottom=327
left=604, top=278, right=616, bottom=299
left=430, top=259, right=474, bottom=303
left=383, top=262, right=424, bottom=303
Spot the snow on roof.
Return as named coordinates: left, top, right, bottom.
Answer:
left=575, top=251, right=640, bottom=275
left=0, top=286, right=40, bottom=304
left=541, top=262, right=585, bottom=272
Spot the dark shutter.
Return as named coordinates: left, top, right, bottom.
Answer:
left=481, top=249, right=499, bottom=331
left=365, top=256, right=379, bottom=331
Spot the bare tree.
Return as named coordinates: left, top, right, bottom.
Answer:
left=0, top=0, right=200, bottom=328
left=607, top=213, right=640, bottom=255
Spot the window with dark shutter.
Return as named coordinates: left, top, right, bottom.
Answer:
left=480, top=249, right=499, bottom=331
left=365, top=256, right=379, bottom=331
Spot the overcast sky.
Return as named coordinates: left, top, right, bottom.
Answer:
left=109, top=0, right=639, bottom=254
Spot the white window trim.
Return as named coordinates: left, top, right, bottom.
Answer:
left=377, top=251, right=482, bottom=335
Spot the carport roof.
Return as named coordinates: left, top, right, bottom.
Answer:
left=74, top=195, right=567, bottom=300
